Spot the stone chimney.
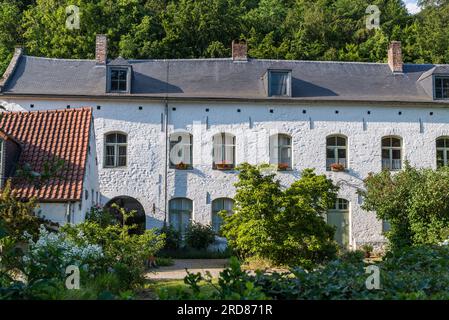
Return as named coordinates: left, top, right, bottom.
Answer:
left=388, top=41, right=403, bottom=73
left=232, top=39, right=247, bottom=62
left=95, top=34, right=108, bottom=65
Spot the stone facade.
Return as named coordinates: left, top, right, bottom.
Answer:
left=3, top=97, right=448, bottom=248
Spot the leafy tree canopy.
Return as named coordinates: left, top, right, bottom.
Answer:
left=0, top=0, right=448, bottom=74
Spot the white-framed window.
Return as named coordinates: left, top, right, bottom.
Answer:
left=326, top=135, right=347, bottom=170
left=211, top=198, right=234, bottom=234
left=104, top=132, right=127, bottom=168
left=381, top=136, right=402, bottom=171
left=109, top=68, right=128, bottom=92
left=268, top=70, right=292, bottom=97
left=436, top=137, right=449, bottom=168
left=212, top=133, right=236, bottom=170
left=269, top=134, right=292, bottom=170
left=169, top=132, right=193, bottom=169
left=169, top=198, right=193, bottom=234
left=435, top=76, right=449, bottom=99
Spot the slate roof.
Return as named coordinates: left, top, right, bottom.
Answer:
left=1, top=55, right=448, bottom=103
left=0, top=108, right=92, bottom=202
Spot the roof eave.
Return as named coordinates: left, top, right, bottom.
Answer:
left=1, top=92, right=448, bottom=107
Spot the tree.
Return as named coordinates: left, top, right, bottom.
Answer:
left=0, top=180, right=40, bottom=239
left=360, top=164, right=449, bottom=250
left=221, top=164, right=339, bottom=269
left=0, top=1, right=22, bottom=75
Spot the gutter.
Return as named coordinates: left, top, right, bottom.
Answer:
left=1, top=92, right=449, bottom=108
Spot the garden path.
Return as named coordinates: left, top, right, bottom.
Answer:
left=145, top=259, right=229, bottom=280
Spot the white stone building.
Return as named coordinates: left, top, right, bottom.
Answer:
left=0, top=107, right=99, bottom=225
left=1, top=36, right=449, bottom=249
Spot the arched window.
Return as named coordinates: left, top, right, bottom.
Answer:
left=327, top=198, right=350, bottom=248
left=104, top=132, right=127, bottom=168
left=326, top=135, right=347, bottom=171
left=169, top=132, right=193, bottom=169
left=269, top=134, right=292, bottom=170
left=211, top=198, right=234, bottom=234
left=169, top=198, right=193, bottom=234
left=436, top=137, right=449, bottom=168
left=212, top=133, right=235, bottom=170
left=381, top=136, right=402, bottom=171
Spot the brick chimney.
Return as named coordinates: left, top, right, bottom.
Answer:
left=388, top=41, right=403, bottom=73
left=232, top=39, right=247, bottom=62
left=95, top=34, right=108, bottom=64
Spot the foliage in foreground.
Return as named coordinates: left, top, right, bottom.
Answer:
left=361, top=164, right=449, bottom=250
left=221, top=164, right=339, bottom=269
left=163, top=245, right=449, bottom=300
left=0, top=203, right=165, bottom=300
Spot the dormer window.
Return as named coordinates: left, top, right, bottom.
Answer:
left=266, top=70, right=292, bottom=97
left=109, top=68, right=128, bottom=92
left=107, top=57, right=132, bottom=93
left=435, top=76, right=449, bottom=99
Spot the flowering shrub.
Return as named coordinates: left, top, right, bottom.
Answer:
left=62, top=218, right=165, bottom=288
left=22, top=225, right=104, bottom=282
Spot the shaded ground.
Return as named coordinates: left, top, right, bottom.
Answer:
left=145, top=259, right=229, bottom=280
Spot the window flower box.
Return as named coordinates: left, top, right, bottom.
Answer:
left=175, top=162, right=189, bottom=170
left=215, top=163, right=234, bottom=170
left=330, top=163, right=346, bottom=172
left=277, top=163, right=290, bottom=171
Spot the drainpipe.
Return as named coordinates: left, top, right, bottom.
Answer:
left=163, top=99, right=169, bottom=226
left=66, top=202, right=72, bottom=224
left=163, top=60, right=170, bottom=226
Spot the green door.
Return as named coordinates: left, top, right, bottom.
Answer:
left=327, top=199, right=350, bottom=248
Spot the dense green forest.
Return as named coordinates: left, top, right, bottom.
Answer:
left=0, top=0, right=448, bottom=74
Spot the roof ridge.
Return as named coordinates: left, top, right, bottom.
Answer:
left=6, top=107, right=92, bottom=115
left=21, top=55, right=448, bottom=66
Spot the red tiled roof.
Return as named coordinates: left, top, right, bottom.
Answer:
left=0, top=108, right=92, bottom=202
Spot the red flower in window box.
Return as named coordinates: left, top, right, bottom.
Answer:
left=277, top=163, right=290, bottom=171
left=330, top=163, right=346, bottom=172
left=175, top=162, right=189, bottom=170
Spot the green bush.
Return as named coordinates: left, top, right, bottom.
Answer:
left=159, top=225, right=182, bottom=251
left=85, top=205, right=118, bottom=227
left=361, top=164, right=449, bottom=250
left=173, top=245, right=449, bottom=300
left=221, top=164, right=338, bottom=269
left=185, top=222, right=215, bottom=250
left=63, top=219, right=165, bottom=289
left=0, top=180, right=41, bottom=239
left=155, top=257, right=174, bottom=267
